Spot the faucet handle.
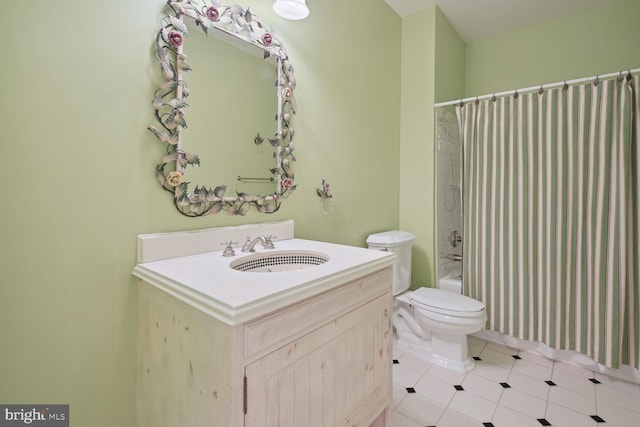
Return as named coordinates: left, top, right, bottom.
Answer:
left=221, top=240, right=237, bottom=257
left=263, top=235, right=276, bottom=249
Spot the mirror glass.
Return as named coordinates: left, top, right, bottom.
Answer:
left=149, top=2, right=297, bottom=216
left=186, top=26, right=277, bottom=195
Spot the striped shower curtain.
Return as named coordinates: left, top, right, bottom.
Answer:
left=456, top=75, right=640, bottom=369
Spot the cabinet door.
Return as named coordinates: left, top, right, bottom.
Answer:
left=244, top=293, right=391, bottom=427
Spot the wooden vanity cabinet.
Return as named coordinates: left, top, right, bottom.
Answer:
left=137, top=267, right=393, bottom=427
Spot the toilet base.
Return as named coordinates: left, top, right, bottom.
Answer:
left=430, top=330, right=476, bottom=372
left=395, top=334, right=476, bottom=372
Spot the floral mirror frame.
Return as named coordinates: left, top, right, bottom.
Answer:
left=149, top=0, right=297, bottom=216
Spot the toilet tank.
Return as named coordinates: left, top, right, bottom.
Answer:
left=366, top=231, right=415, bottom=295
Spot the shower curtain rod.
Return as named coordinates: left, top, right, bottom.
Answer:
left=434, top=67, right=640, bottom=108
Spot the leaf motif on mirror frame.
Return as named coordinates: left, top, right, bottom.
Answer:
left=148, top=0, right=297, bottom=217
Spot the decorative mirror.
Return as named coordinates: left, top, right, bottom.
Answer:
left=149, top=0, right=297, bottom=216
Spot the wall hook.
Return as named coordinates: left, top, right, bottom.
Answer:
left=316, top=177, right=334, bottom=215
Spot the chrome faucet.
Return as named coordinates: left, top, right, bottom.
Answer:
left=241, top=235, right=275, bottom=252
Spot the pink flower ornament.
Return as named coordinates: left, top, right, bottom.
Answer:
left=168, top=30, right=183, bottom=48
left=262, top=33, right=273, bottom=46
left=282, top=178, right=294, bottom=189
left=206, top=6, right=219, bottom=21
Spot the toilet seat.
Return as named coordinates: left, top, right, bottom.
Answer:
left=410, top=287, right=484, bottom=318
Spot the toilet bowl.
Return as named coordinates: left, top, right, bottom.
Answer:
left=367, top=231, right=486, bottom=372
left=409, top=286, right=486, bottom=371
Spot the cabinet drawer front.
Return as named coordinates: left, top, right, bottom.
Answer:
left=244, top=268, right=392, bottom=359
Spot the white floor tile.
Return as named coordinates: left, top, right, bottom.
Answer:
left=548, top=385, right=596, bottom=414
left=397, top=350, right=432, bottom=374
left=462, top=372, right=504, bottom=402
left=545, top=402, right=598, bottom=427
left=448, top=390, right=497, bottom=422
left=594, top=372, right=640, bottom=395
left=392, top=383, right=407, bottom=409
left=390, top=411, right=425, bottom=427
left=392, top=364, right=423, bottom=388
left=553, top=360, right=595, bottom=378
left=480, top=347, right=517, bottom=368
left=512, top=358, right=553, bottom=380
left=551, top=368, right=596, bottom=398
left=518, top=350, right=554, bottom=368
left=472, top=360, right=512, bottom=383
left=595, top=383, right=640, bottom=414
left=469, top=343, right=485, bottom=357
left=395, top=393, right=445, bottom=426
left=506, top=370, right=550, bottom=400
left=414, top=373, right=457, bottom=406
left=492, top=405, right=547, bottom=427
left=485, top=340, right=519, bottom=356
left=437, top=407, right=479, bottom=427
left=426, top=364, right=467, bottom=385
left=499, top=387, right=547, bottom=419
left=596, top=399, right=640, bottom=427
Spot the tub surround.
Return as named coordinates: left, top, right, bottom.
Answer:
left=133, top=220, right=395, bottom=325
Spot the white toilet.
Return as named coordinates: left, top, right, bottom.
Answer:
left=366, top=231, right=486, bottom=372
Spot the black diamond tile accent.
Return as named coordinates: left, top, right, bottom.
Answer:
left=406, top=387, right=416, bottom=393
left=545, top=380, right=557, bottom=386
left=473, top=356, right=482, bottom=361
left=537, top=418, right=551, bottom=426
left=483, top=423, right=495, bottom=427
left=393, top=359, right=399, bottom=364
left=500, top=382, right=511, bottom=388
left=512, top=354, right=522, bottom=359
left=589, top=378, right=601, bottom=384
left=590, top=415, right=605, bottom=423
left=454, top=385, right=464, bottom=391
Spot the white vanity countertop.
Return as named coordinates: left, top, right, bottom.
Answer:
left=132, top=238, right=395, bottom=325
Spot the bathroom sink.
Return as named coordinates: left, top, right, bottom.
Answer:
left=229, top=250, right=329, bottom=272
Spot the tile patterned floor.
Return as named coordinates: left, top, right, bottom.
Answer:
left=391, top=336, right=640, bottom=427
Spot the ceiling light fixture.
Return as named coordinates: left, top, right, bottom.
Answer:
left=273, top=0, right=309, bottom=20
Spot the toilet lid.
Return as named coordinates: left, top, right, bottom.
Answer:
left=410, top=287, right=484, bottom=317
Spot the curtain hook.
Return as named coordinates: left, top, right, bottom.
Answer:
left=474, top=96, right=479, bottom=106
left=491, top=94, right=496, bottom=102
left=538, top=84, right=544, bottom=95
left=563, top=81, right=569, bottom=91
left=618, top=71, right=624, bottom=82
left=513, top=89, right=519, bottom=99
left=627, top=69, right=633, bottom=81
left=459, top=99, right=464, bottom=108
left=593, top=74, right=600, bottom=86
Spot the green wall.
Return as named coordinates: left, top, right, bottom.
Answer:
left=399, top=7, right=464, bottom=289
left=464, top=0, right=640, bottom=96
left=0, top=1, right=400, bottom=425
